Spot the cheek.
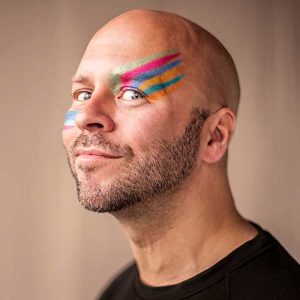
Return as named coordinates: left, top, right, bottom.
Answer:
left=62, top=127, right=75, bottom=149
left=117, top=108, right=181, bottom=152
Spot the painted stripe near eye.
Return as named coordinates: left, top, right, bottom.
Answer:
left=138, top=64, right=184, bottom=92
left=144, top=74, right=185, bottom=95
left=121, top=52, right=180, bottom=85
left=130, top=59, right=182, bottom=88
left=146, top=79, right=185, bottom=101
left=109, top=50, right=178, bottom=94
left=114, top=49, right=177, bottom=74
left=109, top=49, right=185, bottom=100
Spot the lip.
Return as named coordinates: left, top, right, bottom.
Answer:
left=75, top=148, right=122, bottom=159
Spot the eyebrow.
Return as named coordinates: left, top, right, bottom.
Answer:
left=71, top=75, right=91, bottom=84
left=109, top=50, right=184, bottom=95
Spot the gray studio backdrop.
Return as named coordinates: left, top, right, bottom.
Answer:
left=0, top=0, right=299, bottom=299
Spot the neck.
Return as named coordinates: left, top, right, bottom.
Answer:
left=112, top=168, right=257, bottom=286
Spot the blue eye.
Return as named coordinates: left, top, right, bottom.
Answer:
left=118, top=88, right=146, bottom=101
left=74, top=90, right=92, bottom=101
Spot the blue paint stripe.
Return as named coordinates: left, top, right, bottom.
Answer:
left=131, top=59, right=182, bottom=88
left=64, top=110, right=77, bottom=125
left=66, top=111, right=77, bottom=117
left=144, top=74, right=185, bottom=95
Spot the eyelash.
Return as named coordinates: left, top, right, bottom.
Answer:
left=118, top=87, right=147, bottom=100
left=72, top=89, right=93, bottom=101
left=71, top=87, right=148, bottom=102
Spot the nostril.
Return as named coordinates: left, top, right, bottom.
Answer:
left=87, top=123, right=103, bottom=128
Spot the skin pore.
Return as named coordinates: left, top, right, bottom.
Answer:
left=62, top=9, right=258, bottom=286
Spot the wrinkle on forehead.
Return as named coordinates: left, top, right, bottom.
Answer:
left=81, top=9, right=240, bottom=113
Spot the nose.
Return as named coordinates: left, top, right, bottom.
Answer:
left=75, top=93, right=115, bottom=133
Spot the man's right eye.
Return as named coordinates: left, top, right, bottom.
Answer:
left=73, top=90, right=92, bottom=101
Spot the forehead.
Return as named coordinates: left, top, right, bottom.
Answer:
left=78, top=40, right=173, bottom=74
left=76, top=21, right=178, bottom=73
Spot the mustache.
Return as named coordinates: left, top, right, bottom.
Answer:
left=69, top=132, right=133, bottom=157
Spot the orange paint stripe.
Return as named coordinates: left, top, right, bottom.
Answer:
left=148, top=79, right=184, bottom=102
left=139, top=65, right=184, bottom=92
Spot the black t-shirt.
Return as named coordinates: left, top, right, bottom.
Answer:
left=98, top=223, right=300, bottom=299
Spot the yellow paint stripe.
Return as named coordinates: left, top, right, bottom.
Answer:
left=139, top=65, right=184, bottom=92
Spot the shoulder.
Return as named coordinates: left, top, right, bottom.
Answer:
left=229, top=230, right=300, bottom=300
left=97, top=261, right=137, bottom=300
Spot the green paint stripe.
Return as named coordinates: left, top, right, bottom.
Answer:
left=144, top=74, right=185, bottom=95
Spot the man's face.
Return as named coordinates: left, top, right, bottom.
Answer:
left=62, top=41, right=208, bottom=213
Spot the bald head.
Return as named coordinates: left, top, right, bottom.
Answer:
left=84, top=9, right=240, bottom=113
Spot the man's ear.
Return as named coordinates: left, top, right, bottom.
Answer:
left=202, top=108, right=236, bottom=163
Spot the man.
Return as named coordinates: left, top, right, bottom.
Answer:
left=62, top=9, right=300, bottom=300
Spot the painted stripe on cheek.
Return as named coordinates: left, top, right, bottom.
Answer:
left=63, top=110, right=78, bottom=129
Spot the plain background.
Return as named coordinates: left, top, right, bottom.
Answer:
left=0, top=0, right=299, bottom=299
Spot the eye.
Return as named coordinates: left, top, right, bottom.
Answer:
left=73, top=90, right=92, bottom=101
left=118, top=88, right=146, bottom=101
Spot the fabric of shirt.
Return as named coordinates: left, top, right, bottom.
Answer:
left=97, top=223, right=300, bottom=300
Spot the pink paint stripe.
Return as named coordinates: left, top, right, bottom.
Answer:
left=63, top=125, right=74, bottom=130
left=121, top=52, right=180, bottom=85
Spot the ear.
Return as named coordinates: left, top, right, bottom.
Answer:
left=202, top=108, right=236, bottom=163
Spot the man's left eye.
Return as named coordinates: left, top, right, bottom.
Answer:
left=118, top=88, right=146, bottom=101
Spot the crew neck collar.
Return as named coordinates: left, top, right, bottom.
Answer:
left=133, top=222, right=272, bottom=300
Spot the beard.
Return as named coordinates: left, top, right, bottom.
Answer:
left=66, top=107, right=209, bottom=213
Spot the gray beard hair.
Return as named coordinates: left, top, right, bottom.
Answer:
left=67, top=107, right=209, bottom=213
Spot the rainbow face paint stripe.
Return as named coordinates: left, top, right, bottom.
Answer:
left=63, top=110, right=78, bottom=130
left=109, top=50, right=185, bottom=101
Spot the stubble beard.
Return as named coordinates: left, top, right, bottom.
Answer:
left=66, top=107, right=209, bottom=213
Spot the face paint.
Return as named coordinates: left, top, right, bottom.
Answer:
left=109, top=50, right=185, bottom=101
left=63, top=110, right=78, bottom=130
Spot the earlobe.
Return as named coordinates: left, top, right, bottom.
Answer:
left=202, top=108, right=235, bottom=164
